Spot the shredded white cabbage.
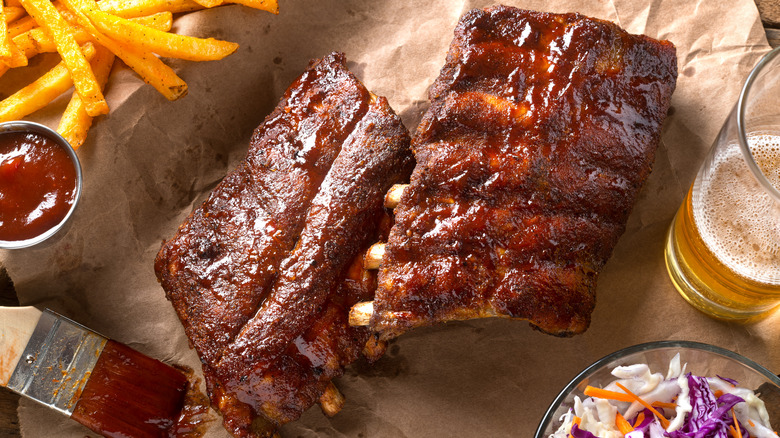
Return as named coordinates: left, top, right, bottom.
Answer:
left=548, top=354, right=777, bottom=438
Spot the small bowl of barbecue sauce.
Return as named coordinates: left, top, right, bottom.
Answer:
left=0, top=121, right=82, bottom=249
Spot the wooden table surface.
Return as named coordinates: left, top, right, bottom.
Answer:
left=1, top=4, right=779, bottom=438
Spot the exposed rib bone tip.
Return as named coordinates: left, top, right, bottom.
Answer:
left=319, top=382, right=345, bottom=417
left=384, top=184, right=408, bottom=209
left=363, top=242, right=386, bottom=270
left=349, top=301, right=374, bottom=327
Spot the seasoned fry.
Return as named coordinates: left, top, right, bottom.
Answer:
left=189, top=0, right=219, bottom=9
left=19, top=0, right=108, bottom=115
left=98, top=0, right=202, bottom=17
left=1, top=0, right=272, bottom=149
left=84, top=6, right=237, bottom=61
left=0, top=40, right=27, bottom=67
left=13, top=23, right=87, bottom=56
left=7, top=15, right=34, bottom=37
left=12, top=11, right=171, bottom=59
left=60, top=0, right=188, bottom=100
left=58, top=44, right=114, bottom=149
left=0, top=1, right=10, bottom=58
left=130, top=10, right=172, bottom=29
left=3, top=6, right=25, bottom=22
left=224, top=0, right=276, bottom=13
left=0, top=1, right=27, bottom=67
left=0, top=42, right=96, bottom=122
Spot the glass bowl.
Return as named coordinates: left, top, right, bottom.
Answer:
left=534, top=340, right=780, bottom=437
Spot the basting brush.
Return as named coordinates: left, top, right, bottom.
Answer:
left=0, top=306, right=189, bottom=437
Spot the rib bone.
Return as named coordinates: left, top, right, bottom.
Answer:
left=363, top=243, right=386, bottom=270
left=349, top=301, right=373, bottom=326
left=319, top=382, right=345, bottom=417
left=384, top=184, right=408, bottom=208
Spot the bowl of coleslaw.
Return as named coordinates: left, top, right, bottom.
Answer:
left=535, top=340, right=780, bottom=438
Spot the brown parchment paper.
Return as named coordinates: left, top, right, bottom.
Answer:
left=2, top=0, right=778, bottom=436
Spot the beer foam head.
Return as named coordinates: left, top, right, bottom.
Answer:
left=693, top=134, right=780, bottom=285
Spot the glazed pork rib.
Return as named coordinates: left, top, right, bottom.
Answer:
left=353, top=6, right=678, bottom=340
left=155, top=52, right=413, bottom=437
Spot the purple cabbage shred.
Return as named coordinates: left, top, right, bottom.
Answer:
left=662, top=374, right=745, bottom=438
left=570, top=424, right=599, bottom=438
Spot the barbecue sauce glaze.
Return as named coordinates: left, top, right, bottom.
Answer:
left=70, top=340, right=189, bottom=438
left=0, top=131, right=77, bottom=242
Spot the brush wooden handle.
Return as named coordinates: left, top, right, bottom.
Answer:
left=0, top=306, right=42, bottom=387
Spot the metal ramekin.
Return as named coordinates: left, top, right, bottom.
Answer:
left=0, top=121, right=82, bottom=249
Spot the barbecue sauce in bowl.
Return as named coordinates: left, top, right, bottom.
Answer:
left=0, top=122, right=81, bottom=247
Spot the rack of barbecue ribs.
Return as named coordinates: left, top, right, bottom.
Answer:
left=154, top=52, right=413, bottom=437
left=349, top=6, right=678, bottom=340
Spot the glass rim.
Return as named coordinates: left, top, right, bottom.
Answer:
left=533, top=340, right=780, bottom=437
left=736, top=45, right=780, bottom=204
left=0, top=121, right=83, bottom=249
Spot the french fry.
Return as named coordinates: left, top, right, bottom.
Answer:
left=224, top=0, right=276, bottom=13
left=130, top=10, right=172, bottom=29
left=0, top=0, right=27, bottom=67
left=4, top=6, right=25, bottom=22
left=0, top=40, right=27, bottom=67
left=19, top=0, right=108, bottom=116
left=60, top=7, right=173, bottom=30
left=189, top=0, right=219, bottom=9
left=2, top=0, right=270, bottom=149
left=60, top=0, right=188, bottom=100
left=0, top=12, right=27, bottom=68
left=0, top=42, right=96, bottom=122
left=82, top=4, right=237, bottom=61
left=58, top=44, right=113, bottom=149
left=7, top=14, right=34, bottom=37
left=98, top=0, right=202, bottom=18
left=0, top=9, right=170, bottom=78
left=0, top=1, right=11, bottom=58
left=14, top=10, right=171, bottom=58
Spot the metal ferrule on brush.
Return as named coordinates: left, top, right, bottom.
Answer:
left=6, top=309, right=106, bottom=416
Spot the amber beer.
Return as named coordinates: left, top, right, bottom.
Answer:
left=665, top=45, right=780, bottom=320
left=665, top=134, right=780, bottom=320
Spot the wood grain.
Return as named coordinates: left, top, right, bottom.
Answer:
left=0, top=267, right=20, bottom=438
left=756, top=0, right=780, bottom=27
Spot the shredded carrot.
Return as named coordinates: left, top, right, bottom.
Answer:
left=615, top=411, right=634, bottom=434
left=583, top=385, right=635, bottom=403
left=748, top=419, right=755, bottom=427
left=652, top=401, right=678, bottom=410
left=633, top=412, right=646, bottom=428
left=714, top=390, right=725, bottom=398
left=731, top=409, right=743, bottom=438
left=615, top=382, right=671, bottom=429
left=568, top=416, right=581, bottom=438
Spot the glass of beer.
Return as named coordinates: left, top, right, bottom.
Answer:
left=665, top=46, right=780, bottom=321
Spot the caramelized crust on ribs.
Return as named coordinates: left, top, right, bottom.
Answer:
left=369, top=6, right=678, bottom=340
left=155, top=53, right=413, bottom=437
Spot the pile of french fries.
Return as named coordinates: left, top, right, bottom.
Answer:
left=0, top=0, right=277, bottom=149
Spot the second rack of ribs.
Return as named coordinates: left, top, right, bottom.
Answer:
left=361, top=6, right=678, bottom=341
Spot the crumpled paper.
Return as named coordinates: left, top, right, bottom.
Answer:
left=2, top=0, right=777, bottom=436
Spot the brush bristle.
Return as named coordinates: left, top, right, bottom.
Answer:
left=70, top=340, right=189, bottom=438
